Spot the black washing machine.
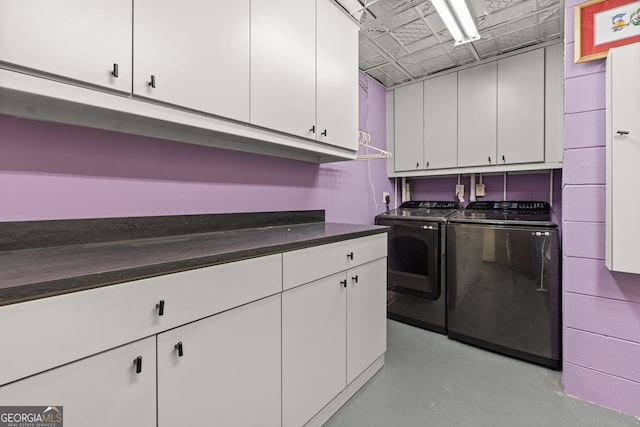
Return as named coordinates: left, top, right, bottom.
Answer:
left=447, top=201, right=561, bottom=369
left=375, top=201, right=461, bottom=333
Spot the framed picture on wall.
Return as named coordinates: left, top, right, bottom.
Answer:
left=574, top=0, right=640, bottom=63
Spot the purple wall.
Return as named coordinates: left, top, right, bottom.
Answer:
left=409, top=170, right=562, bottom=222
left=563, top=1, right=640, bottom=417
left=0, top=74, right=393, bottom=224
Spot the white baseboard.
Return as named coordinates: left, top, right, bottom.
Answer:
left=306, top=354, right=385, bottom=427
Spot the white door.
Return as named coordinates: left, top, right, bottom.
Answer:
left=157, top=294, right=281, bottom=427
left=251, top=0, right=316, bottom=139
left=346, top=258, right=387, bottom=384
left=394, top=82, right=424, bottom=171
left=424, top=73, right=458, bottom=169
left=133, top=0, right=250, bottom=121
left=497, top=49, right=544, bottom=164
left=282, top=272, right=347, bottom=427
left=606, top=43, right=640, bottom=273
left=458, top=62, right=497, bottom=167
left=0, top=0, right=131, bottom=92
left=316, top=0, right=359, bottom=150
left=0, top=337, right=156, bottom=427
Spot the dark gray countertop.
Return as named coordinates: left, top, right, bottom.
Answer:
left=0, top=221, right=387, bottom=306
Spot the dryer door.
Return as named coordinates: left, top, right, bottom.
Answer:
left=382, top=220, right=440, bottom=300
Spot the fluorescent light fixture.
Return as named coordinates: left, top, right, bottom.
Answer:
left=432, top=0, right=480, bottom=46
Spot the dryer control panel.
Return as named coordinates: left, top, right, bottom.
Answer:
left=399, top=201, right=461, bottom=209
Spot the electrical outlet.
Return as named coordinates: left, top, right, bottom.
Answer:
left=475, top=183, right=486, bottom=197
left=455, top=184, right=464, bottom=195
left=383, top=192, right=390, bottom=204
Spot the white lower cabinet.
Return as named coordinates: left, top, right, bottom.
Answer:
left=282, top=272, right=348, bottom=427
left=347, top=258, right=387, bottom=384
left=0, top=337, right=156, bottom=427
left=282, top=257, right=387, bottom=427
left=0, top=234, right=387, bottom=427
left=157, top=294, right=282, bottom=427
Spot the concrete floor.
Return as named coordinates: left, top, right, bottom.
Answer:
left=325, top=320, right=640, bottom=427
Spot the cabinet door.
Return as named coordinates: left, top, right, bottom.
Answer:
left=0, top=337, right=156, bottom=427
left=347, top=258, right=387, bottom=384
left=387, top=91, right=396, bottom=175
left=316, top=0, right=359, bottom=150
left=545, top=44, right=564, bottom=164
left=458, top=62, right=497, bottom=167
left=251, top=0, right=316, bottom=138
left=282, top=272, right=347, bottom=427
left=424, top=73, right=458, bottom=169
left=606, top=43, right=640, bottom=273
left=497, top=49, right=544, bottom=164
left=133, top=0, right=249, bottom=121
left=0, top=0, right=131, bottom=92
left=394, top=82, right=424, bottom=171
left=157, top=294, right=281, bottom=427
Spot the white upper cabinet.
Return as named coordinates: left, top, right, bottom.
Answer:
left=251, top=0, right=316, bottom=139
left=457, top=61, right=497, bottom=168
left=0, top=0, right=131, bottom=92
left=394, top=82, right=424, bottom=171
left=0, top=0, right=360, bottom=162
left=389, top=45, right=563, bottom=176
left=606, top=43, right=640, bottom=274
left=424, top=73, right=458, bottom=169
left=497, top=49, right=544, bottom=165
left=133, top=0, right=250, bottom=121
left=545, top=44, right=564, bottom=164
left=316, top=0, right=359, bottom=150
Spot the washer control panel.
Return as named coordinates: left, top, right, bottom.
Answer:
left=467, top=201, right=550, bottom=213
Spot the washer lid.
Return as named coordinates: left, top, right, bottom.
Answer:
left=376, top=201, right=462, bottom=222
